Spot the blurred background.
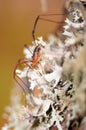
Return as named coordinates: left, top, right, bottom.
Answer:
left=0, top=0, right=65, bottom=127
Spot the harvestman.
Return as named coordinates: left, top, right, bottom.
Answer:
left=14, top=12, right=66, bottom=93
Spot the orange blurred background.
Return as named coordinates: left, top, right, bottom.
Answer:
left=0, top=0, right=65, bottom=128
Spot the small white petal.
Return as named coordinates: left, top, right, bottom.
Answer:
left=63, top=30, right=73, bottom=37
left=44, top=65, right=62, bottom=87
left=29, top=80, right=37, bottom=90
left=64, top=24, right=69, bottom=30
left=56, top=121, right=62, bottom=130
left=36, top=36, right=47, bottom=46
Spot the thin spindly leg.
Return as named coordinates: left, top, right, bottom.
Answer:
left=32, top=13, right=66, bottom=44
left=14, top=58, right=31, bottom=94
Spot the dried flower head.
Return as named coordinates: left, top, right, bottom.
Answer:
left=2, top=0, right=86, bottom=130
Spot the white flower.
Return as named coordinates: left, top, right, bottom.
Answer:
left=63, top=30, right=73, bottom=37
left=65, top=18, right=85, bottom=29
left=35, top=36, right=47, bottom=46
left=29, top=80, right=37, bottom=90
left=44, top=65, right=62, bottom=87
left=2, top=91, right=29, bottom=130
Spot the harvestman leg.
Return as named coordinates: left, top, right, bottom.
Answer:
left=32, top=13, right=66, bottom=44
left=14, top=58, right=32, bottom=94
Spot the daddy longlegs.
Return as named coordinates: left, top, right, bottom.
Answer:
left=14, top=12, right=66, bottom=94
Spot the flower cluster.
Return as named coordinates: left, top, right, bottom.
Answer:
left=2, top=0, right=86, bottom=130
